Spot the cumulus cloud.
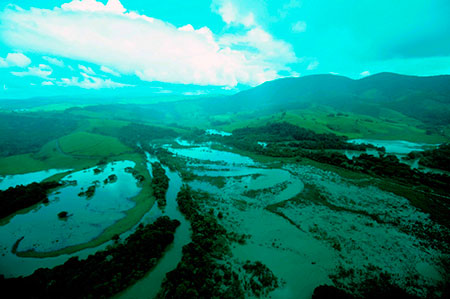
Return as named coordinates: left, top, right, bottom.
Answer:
left=291, top=21, right=306, bottom=33
left=0, top=53, right=31, bottom=68
left=78, top=64, right=96, bottom=75
left=212, top=0, right=255, bottom=28
left=61, top=0, right=126, bottom=14
left=43, top=56, right=64, bottom=67
left=11, top=64, right=53, bottom=78
left=57, top=73, right=131, bottom=89
left=0, top=0, right=297, bottom=87
left=100, top=65, right=120, bottom=77
left=42, top=81, right=55, bottom=86
left=360, top=70, right=371, bottom=77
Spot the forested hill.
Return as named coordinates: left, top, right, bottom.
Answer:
left=211, top=73, right=450, bottom=125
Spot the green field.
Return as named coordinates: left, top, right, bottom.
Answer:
left=58, top=131, right=131, bottom=157
left=218, top=106, right=447, bottom=143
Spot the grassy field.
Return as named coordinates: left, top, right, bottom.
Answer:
left=58, top=132, right=131, bottom=157
left=0, top=143, right=96, bottom=175
left=0, top=131, right=131, bottom=175
left=218, top=106, right=448, bottom=143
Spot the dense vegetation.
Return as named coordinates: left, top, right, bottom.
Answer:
left=158, top=185, right=244, bottom=298
left=0, top=216, right=180, bottom=298
left=0, top=181, right=61, bottom=219
left=0, top=113, right=77, bottom=156
left=151, top=162, right=169, bottom=208
left=92, top=122, right=178, bottom=154
left=312, top=283, right=420, bottom=299
left=157, top=185, right=278, bottom=298
left=302, top=151, right=450, bottom=194
left=219, top=122, right=449, bottom=195
left=225, top=122, right=380, bottom=151
left=407, top=143, right=450, bottom=172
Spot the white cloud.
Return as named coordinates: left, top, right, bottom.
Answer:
left=291, top=21, right=306, bottom=33
left=306, top=60, right=319, bottom=70
left=42, top=81, right=55, bottom=86
left=213, top=0, right=256, bottom=28
left=0, top=52, right=31, bottom=68
left=0, top=0, right=297, bottom=87
left=11, top=64, right=53, bottom=78
left=360, top=70, right=371, bottom=77
left=100, top=65, right=120, bottom=77
left=61, top=0, right=126, bottom=14
left=57, top=73, right=131, bottom=89
left=43, top=56, right=64, bottom=67
left=78, top=64, right=96, bottom=75
left=183, top=90, right=208, bottom=96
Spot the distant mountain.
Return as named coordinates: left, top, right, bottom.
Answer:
left=212, top=73, right=450, bottom=125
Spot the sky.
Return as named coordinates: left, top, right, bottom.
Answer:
left=0, top=0, right=449, bottom=98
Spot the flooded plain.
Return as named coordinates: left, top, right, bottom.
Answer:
left=0, top=139, right=447, bottom=298
left=0, top=161, right=140, bottom=276
left=158, top=139, right=448, bottom=298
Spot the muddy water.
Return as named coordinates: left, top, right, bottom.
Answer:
left=162, top=143, right=337, bottom=298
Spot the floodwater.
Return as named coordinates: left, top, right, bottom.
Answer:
left=118, top=154, right=191, bottom=299
left=0, top=161, right=140, bottom=277
left=205, top=129, right=232, bottom=136
left=160, top=141, right=445, bottom=298
left=345, top=139, right=446, bottom=174
left=165, top=142, right=337, bottom=298
left=167, top=145, right=254, bottom=165
left=348, top=139, right=436, bottom=154
left=0, top=169, right=70, bottom=190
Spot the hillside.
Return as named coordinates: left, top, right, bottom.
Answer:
left=220, top=73, right=450, bottom=125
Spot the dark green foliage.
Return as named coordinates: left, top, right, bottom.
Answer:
left=57, top=211, right=69, bottom=218
left=0, top=181, right=61, bottom=219
left=151, top=162, right=169, bottom=208
left=103, top=174, right=118, bottom=184
left=223, top=122, right=379, bottom=152
left=158, top=185, right=244, bottom=299
left=304, top=151, right=450, bottom=193
left=78, top=184, right=96, bottom=198
left=232, top=122, right=351, bottom=148
left=120, top=123, right=177, bottom=145
left=242, top=261, right=279, bottom=296
left=157, top=186, right=279, bottom=298
left=0, top=216, right=180, bottom=299
left=313, top=276, right=420, bottom=299
left=225, top=123, right=449, bottom=194
left=159, top=186, right=280, bottom=298
left=0, top=113, right=77, bottom=157
left=124, top=167, right=146, bottom=183
left=412, top=143, right=450, bottom=171
left=117, top=123, right=177, bottom=149
left=312, top=285, right=354, bottom=299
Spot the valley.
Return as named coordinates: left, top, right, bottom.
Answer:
left=0, top=73, right=449, bottom=298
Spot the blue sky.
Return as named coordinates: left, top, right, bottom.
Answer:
left=0, top=0, right=449, bottom=98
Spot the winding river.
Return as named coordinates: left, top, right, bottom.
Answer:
left=117, top=155, right=190, bottom=298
